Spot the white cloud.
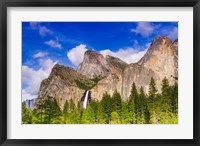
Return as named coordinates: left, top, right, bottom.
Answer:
left=39, top=59, right=56, bottom=70
left=131, top=22, right=159, bottom=37
left=33, top=52, right=48, bottom=58
left=45, top=39, right=62, bottom=49
left=67, top=44, right=88, bottom=66
left=22, top=59, right=57, bottom=101
left=29, top=22, right=52, bottom=36
left=22, top=90, right=37, bottom=101
left=100, top=47, right=148, bottom=64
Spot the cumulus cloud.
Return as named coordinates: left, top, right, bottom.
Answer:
left=29, top=22, right=52, bottom=36
left=45, top=39, right=62, bottom=49
left=22, top=59, right=57, bottom=101
left=33, top=52, right=48, bottom=58
left=67, top=44, right=88, bottom=66
left=22, top=90, right=37, bottom=101
left=100, top=47, right=148, bottom=64
left=131, top=22, right=159, bottom=37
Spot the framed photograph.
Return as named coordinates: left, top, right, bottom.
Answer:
left=0, top=0, right=199, bottom=145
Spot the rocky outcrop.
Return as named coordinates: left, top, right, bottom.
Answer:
left=138, top=36, right=178, bottom=85
left=37, top=36, right=178, bottom=108
left=91, top=73, right=123, bottom=100
left=91, top=36, right=178, bottom=100
left=121, top=63, right=159, bottom=99
left=77, top=50, right=111, bottom=79
left=77, top=50, right=128, bottom=79
left=38, top=64, right=96, bottom=109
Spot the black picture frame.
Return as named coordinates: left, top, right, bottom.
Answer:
left=0, top=0, right=199, bottom=146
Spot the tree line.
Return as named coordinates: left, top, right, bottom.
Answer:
left=22, top=77, right=178, bottom=124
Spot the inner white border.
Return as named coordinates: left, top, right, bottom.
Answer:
left=7, top=7, right=193, bottom=139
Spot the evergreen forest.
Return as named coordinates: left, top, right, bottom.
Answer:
left=22, top=77, right=178, bottom=124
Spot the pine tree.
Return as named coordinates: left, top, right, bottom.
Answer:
left=171, top=82, right=178, bottom=115
left=161, top=77, right=170, bottom=96
left=112, top=90, right=122, bottom=114
left=81, top=104, right=96, bottom=124
left=148, top=77, right=158, bottom=124
left=63, top=100, right=69, bottom=123
left=120, top=101, right=132, bottom=124
left=65, top=99, right=79, bottom=124
left=161, top=77, right=171, bottom=123
left=129, top=82, right=139, bottom=123
left=138, top=87, right=147, bottom=124
left=76, top=101, right=82, bottom=124
left=69, top=98, right=75, bottom=113
left=111, top=112, right=121, bottom=124
left=129, top=82, right=138, bottom=101
left=22, top=103, right=32, bottom=124
left=34, top=97, right=45, bottom=123
left=127, top=99, right=136, bottom=124
left=134, top=93, right=141, bottom=124
left=43, top=96, right=62, bottom=124
left=89, top=99, right=98, bottom=121
left=96, top=102, right=107, bottom=124
left=101, top=92, right=112, bottom=123
left=156, top=94, right=165, bottom=124
left=168, top=81, right=178, bottom=124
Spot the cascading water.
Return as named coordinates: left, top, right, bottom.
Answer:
left=83, top=90, right=89, bottom=109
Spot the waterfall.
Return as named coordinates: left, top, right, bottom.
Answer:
left=83, top=90, right=89, bottom=109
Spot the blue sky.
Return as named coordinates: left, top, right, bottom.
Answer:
left=22, top=22, right=178, bottom=101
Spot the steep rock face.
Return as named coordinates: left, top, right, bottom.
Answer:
left=105, top=55, right=128, bottom=76
left=38, top=64, right=96, bottom=109
left=91, top=63, right=158, bottom=100
left=77, top=50, right=111, bottom=79
left=77, top=50, right=128, bottom=79
left=38, top=36, right=178, bottom=107
left=105, top=55, right=127, bottom=71
left=91, top=73, right=123, bottom=100
left=121, top=63, right=159, bottom=99
left=171, top=39, right=178, bottom=77
left=80, top=52, right=128, bottom=100
left=138, top=36, right=178, bottom=84
left=91, top=36, right=178, bottom=100
left=38, top=52, right=128, bottom=108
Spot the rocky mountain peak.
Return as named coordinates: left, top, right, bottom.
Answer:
left=77, top=50, right=110, bottom=79
left=50, top=64, right=76, bottom=76
left=152, top=36, right=172, bottom=45
left=138, top=36, right=178, bottom=89
left=77, top=50, right=127, bottom=79
left=138, top=36, right=177, bottom=64
left=105, top=55, right=128, bottom=71
left=83, top=50, right=104, bottom=63
left=38, top=63, right=97, bottom=109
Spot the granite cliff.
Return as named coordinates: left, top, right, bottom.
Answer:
left=37, top=36, right=178, bottom=109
